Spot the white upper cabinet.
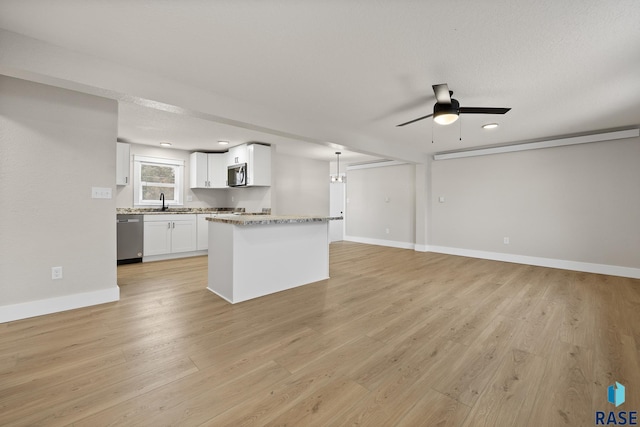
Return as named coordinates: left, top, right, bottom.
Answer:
left=247, top=144, right=271, bottom=186
left=116, top=142, right=130, bottom=186
left=208, top=153, right=227, bottom=188
left=190, top=152, right=208, bottom=188
left=190, top=152, right=226, bottom=189
left=227, top=144, right=248, bottom=166
left=192, top=144, right=271, bottom=188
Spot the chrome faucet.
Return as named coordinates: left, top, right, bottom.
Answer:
left=160, top=193, right=167, bottom=211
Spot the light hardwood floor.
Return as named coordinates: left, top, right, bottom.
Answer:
left=1, top=242, right=639, bottom=426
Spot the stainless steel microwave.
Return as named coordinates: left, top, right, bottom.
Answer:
left=227, top=163, right=247, bottom=187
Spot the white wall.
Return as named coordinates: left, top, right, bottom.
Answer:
left=345, top=163, right=416, bottom=248
left=272, top=152, right=329, bottom=215
left=227, top=186, right=271, bottom=212
left=430, top=137, right=640, bottom=271
left=0, top=75, right=120, bottom=322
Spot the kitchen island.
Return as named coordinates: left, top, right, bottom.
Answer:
left=206, top=215, right=342, bottom=303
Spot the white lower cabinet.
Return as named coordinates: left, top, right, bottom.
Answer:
left=171, top=219, right=198, bottom=253
left=196, top=214, right=211, bottom=251
left=143, top=220, right=172, bottom=256
left=144, top=214, right=197, bottom=257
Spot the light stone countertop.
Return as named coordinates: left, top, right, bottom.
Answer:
left=116, top=207, right=246, bottom=215
left=206, top=214, right=343, bottom=226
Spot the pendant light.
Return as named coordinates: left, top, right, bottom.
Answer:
left=330, top=151, right=346, bottom=183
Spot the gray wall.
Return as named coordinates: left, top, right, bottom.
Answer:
left=0, top=76, right=119, bottom=319
left=430, top=137, right=640, bottom=268
left=273, top=153, right=329, bottom=215
left=346, top=163, right=416, bottom=246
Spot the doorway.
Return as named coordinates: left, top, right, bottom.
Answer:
left=329, top=182, right=345, bottom=242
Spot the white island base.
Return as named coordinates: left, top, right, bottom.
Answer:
left=206, top=217, right=331, bottom=303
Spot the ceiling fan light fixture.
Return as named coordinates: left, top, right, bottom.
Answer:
left=433, top=98, right=460, bottom=125
left=396, top=84, right=511, bottom=128
left=433, top=112, right=459, bottom=125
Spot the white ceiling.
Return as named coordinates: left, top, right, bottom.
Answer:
left=1, top=0, right=639, bottom=163
left=117, top=102, right=379, bottom=164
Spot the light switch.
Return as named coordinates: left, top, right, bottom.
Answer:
left=92, top=187, right=112, bottom=199
left=439, top=196, right=445, bottom=203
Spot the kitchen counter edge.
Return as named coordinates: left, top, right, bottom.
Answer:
left=116, top=208, right=247, bottom=215
left=206, top=215, right=343, bottom=225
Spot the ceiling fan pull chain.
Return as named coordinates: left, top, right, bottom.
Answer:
left=431, top=124, right=434, bottom=144
left=459, top=117, right=462, bottom=141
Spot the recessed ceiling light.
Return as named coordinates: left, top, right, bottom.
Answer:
left=482, top=123, right=499, bottom=129
left=218, top=140, right=229, bottom=145
left=160, top=142, right=172, bottom=146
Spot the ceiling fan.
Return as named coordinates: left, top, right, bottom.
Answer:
left=396, top=83, right=511, bottom=127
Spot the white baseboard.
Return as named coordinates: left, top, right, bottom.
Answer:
left=343, top=237, right=640, bottom=279
left=344, top=235, right=415, bottom=250
left=206, top=286, right=234, bottom=304
left=427, top=245, right=640, bottom=279
left=0, top=286, right=120, bottom=324
left=143, top=250, right=207, bottom=263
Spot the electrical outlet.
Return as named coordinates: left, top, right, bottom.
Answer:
left=503, top=237, right=510, bottom=244
left=52, top=266, right=63, bottom=280
left=385, top=228, right=390, bottom=234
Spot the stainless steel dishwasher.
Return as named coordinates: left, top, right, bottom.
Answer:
left=117, top=214, right=143, bottom=264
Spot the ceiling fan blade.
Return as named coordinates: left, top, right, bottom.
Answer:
left=396, top=113, right=434, bottom=127
left=459, top=107, right=511, bottom=114
left=432, top=84, right=451, bottom=104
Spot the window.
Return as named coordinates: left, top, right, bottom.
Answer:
left=133, top=156, right=184, bottom=207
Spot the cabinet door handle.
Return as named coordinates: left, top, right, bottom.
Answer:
left=167, top=222, right=171, bottom=229
left=172, top=222, right=175, bottom=229
left=125, top=177, right=128, bottom=184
